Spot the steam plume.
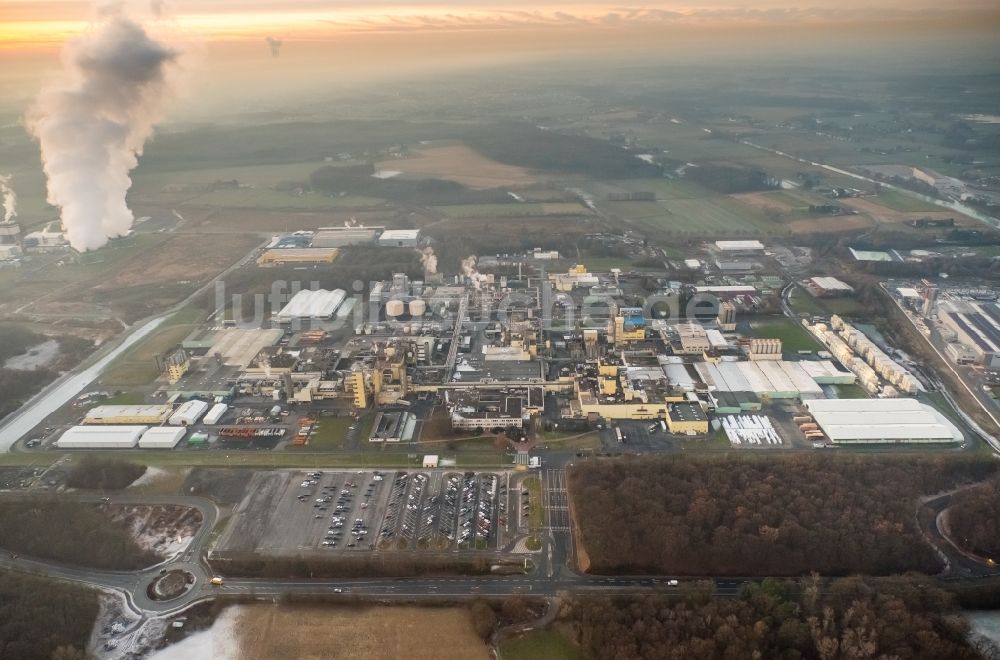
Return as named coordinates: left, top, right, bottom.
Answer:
left=266, top=36, right=283, bottom=58
left=0, top=175, right=16, bottom=222
left=27, top=13, right=177, bottom=251
left=418, top=246, right=438, bottom=275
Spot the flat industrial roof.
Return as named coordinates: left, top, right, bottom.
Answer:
left=84, top=405, right=171, bottom=419
left=804, top=398, right=962, bottom=442
left=379, top=229, right=421, bottom=240
left=669, top=403, right=707, bottom=422
left=58, top=425, right=147, bottom=447
left=715, top=240, right=764, bottom=250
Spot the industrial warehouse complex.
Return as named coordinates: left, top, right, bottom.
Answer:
left=19, top=228, right=985, bottom=459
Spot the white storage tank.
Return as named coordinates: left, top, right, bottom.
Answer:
left=408, top=299, right=426, bottom=317
left=386, top=299, right=405, bottom=318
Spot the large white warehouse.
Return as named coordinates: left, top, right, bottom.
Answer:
left=803, top=398, right=963, bottom=444
left=138, top=426, right=187, bottom=449
left=276, top=288, right=346, bottom=321
left=169, top=400, right=209, bottom=426
left=202, top=403, right=229, bottom=425
left=58, top=426, right=146, bottom=449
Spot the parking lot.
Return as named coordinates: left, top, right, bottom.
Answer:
left=217, top=469, right=513, bottom=556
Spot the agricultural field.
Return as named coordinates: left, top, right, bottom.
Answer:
left=181, top=188, right=385, bottom=211
left=99, top=307, right=205, bottom=387
left=233, top=605, right=491, bottom=660
left=499, top=630, right=581, bottom=660
left=377, top=143, right=538, bottom=189
left=869, top=190, right=943, bottom=213
left=433, top=202, right=588, bottom=219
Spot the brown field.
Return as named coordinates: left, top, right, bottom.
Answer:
left=423, top=215, right=597, bottom=240
left=377, top=144, right=537, bottom=189
left=787, top=215, right=873, bottom=234
left=99, top=234, right=260, bottom=289
left=730, top=191, right=798, bottom=212
left=234, top=605, right=491, bottom=660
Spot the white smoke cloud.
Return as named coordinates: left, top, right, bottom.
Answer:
left=27, top=12, right=178, bottom=251
left=461, top=255, right=488, bottom=289
left=418, top=246, right=438, bottom=275
left=0, top=175, right=16, bottom=223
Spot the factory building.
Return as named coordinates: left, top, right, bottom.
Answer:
left=694, top=360, right=825, bottom=401
left=715, top=240, right=764, bottom=254
left=805, top=276, right=854, bottom=298
left=676, top=322, right=711, bottom=355
left=744, top=338, right=782, bottom=361
left=344, top=370, right=370, bottom=409
left=58, top=425, right=147, bottom=449
left=169, top=400, right=209, bottom=426
left=551, top=264, right=599, bottom=292
left=310, top=226, right=382, bottom=247
left=612, top=307, right=646, bottom=344
left=449, top=390, right=534, bottom=432
left=803, top=399, right=963, bottom=444
left=256, top=247, right=339, bottom=267
left=138, top=426, right=187, bottom=449
left=377, top=229, right=421, bottom=247
left=665, top=403, right=708, bottom=435
left=159, top=348, right=190, bottom=384
left=717, top=301, right=737, bottom=331
left=939, top=301, right=1000, bottom=366
left=276, top=288, right=346, bottom=322
left=369, top=411, right=416, bottom=442
left=83, top=405, right=171, bottom=425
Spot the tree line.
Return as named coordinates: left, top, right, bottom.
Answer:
left=565, top=576, right=998, bottom=660
left=0, top=498, right=160, bottom=570
left=0, top=572, right=99, bottom=660
left=569, top=455, right=998, bottom=576
left=66, top=456, right=147, bottom=490
left=948, top=477, right=1000, bottom=560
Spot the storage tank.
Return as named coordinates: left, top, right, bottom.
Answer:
left=386, top=299, right=405, bottom=318
left=409, top=298, right=426, bottom=317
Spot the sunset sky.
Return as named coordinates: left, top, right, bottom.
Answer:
left=2, top=1, right=998, bottom=120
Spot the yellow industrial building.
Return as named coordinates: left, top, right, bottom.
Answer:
left=665, top=403, right=709, bottom=434
left=256, top=248, right=339, bottom=267
left=83, top=405, right=172, bottom=425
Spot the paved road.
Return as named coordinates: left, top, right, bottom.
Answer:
left=0, top=238, right=268, bottom=449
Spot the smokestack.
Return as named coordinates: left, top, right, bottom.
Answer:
left=266, top=36, right=283, bottom=58
left=0, top=175, right=16, bottom=223
left=27, top=11, right=178, bottom=252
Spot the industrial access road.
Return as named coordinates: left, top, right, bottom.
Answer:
left=0, top=238, right=269, bottom=450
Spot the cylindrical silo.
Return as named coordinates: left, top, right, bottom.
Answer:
left=386, top=299, right=405, bottom=319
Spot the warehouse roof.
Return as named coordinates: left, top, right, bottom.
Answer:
left=84, top=405, right=171, bottom=421
left=715, top=240, right=764, bottom=251
left=276, top=289, right=346, bottom=320
left=669, top=403, right=707, bottom=422
left=379, top=229, right=421, bottom=241
left=804, top=398, right=962, bottom=442
left=58, top=425, right=147, bottom=447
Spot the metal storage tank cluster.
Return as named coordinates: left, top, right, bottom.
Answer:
left=386, top=299, right=405, bottom=318
left=408, top=298, right=426, bottom=317
left=831, top=315, right=918, bottom=395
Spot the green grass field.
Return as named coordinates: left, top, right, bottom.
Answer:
left=499, top=631, right=581, bottom=660
left=786, top=286, right=826, bottom=317
left=183, top=187, right=383, bottom=210
left=306, top=416, right=355, bottom=450
left=832, top=383, right=871, bottom=399
left=433, top=202, right=588, bottom=218
left=100, top=307, right=206, bottom=387
left=872, top=190, right=942, bottom=213
left=746, top=317, right=824, bottom=352
left=822, top=297, right=868, bottom=316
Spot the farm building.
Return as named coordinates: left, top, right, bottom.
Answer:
left=58, top=425, right=146, bottom=449
left=803, top=398, right=963, bottom=444
left=169, top=400, right=210, bottom=426
left=138, top=426, right=187, bottom=449
left=83, top=405, right=171, bottom=425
